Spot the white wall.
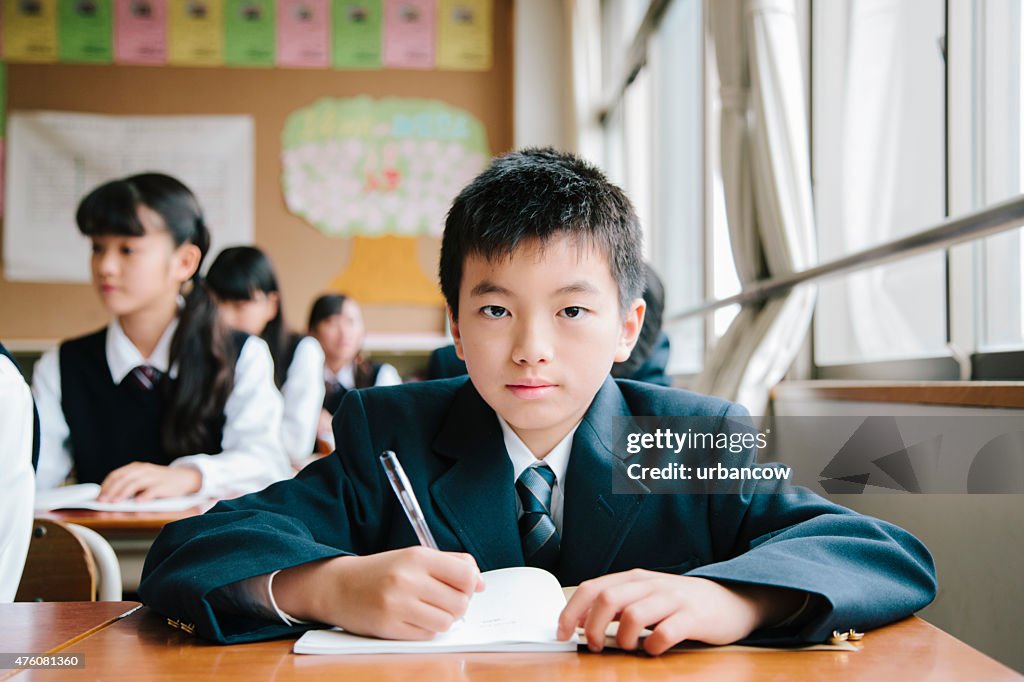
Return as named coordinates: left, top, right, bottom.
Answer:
left=513, top=0, right=571, bottom=150
left=773, top=396, right=1024, bottom=674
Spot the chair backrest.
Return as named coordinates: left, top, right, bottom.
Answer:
left=65, top=523, right=122, bottom=601
left=15, top=519, right=97, bottom=602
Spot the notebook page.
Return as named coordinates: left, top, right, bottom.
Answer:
left=294, top=566, right=578, bottom=654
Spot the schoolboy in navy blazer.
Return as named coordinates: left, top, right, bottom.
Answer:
left=139, top=149, right=935, bottom=653
left=142, top=375, right=935, bottom=645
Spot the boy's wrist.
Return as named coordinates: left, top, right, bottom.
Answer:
left=723, top=582, right=807, bottom=631
left=274, top=556, right=356, bottom=624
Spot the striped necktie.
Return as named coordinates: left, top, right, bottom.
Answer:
left=516, top=463, right=560, bottom=571
left=129, top=365, right=162, bottom=391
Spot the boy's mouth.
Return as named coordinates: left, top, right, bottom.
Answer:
left=506, top=382, right=557, bottom=400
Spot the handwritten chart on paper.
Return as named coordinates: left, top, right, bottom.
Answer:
left=281, top=96, right=489, bottom=304
left=3, top=112, right=254, bottom=283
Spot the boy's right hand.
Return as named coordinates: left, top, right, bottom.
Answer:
left=273, top=547, right=485, bottom=640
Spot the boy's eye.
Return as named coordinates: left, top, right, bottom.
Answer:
left=90, top=243, right=102, bottom=254
left=120, top=246, right=134, bottom=255
left=480, top=305, right=508, bottom=319
left=560, top=306, right=587, bottom=319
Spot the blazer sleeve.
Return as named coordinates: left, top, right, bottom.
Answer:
left=138, top=389, right=392, bottom=643
left=685, top=402, right=937, bottom=645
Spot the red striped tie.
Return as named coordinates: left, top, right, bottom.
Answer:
left=130, top=365, right=162, bottom=391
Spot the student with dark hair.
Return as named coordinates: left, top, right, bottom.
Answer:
left=307, top=294, right=400, bottom=449
left=610, top=262, right=671, bottom=386
left=140, top=150, right=934, bottom=653
left=33, top=173, right=288, bottom=502
left=0, top=341, right=35, bottom=601
left=207, top=247, right=325, bottom=469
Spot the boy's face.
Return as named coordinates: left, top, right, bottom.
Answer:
left=450, top=235, right=644, bottom=458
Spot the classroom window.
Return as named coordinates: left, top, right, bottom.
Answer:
left=974, top=0, right=1024, bottom=352
left=590, top=0, right=1024, bottom=381
left=811, top=0, right=948, bottom=367
left=599, top=0, right=708, bottom=374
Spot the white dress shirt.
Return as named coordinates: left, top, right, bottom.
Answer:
left=324, top=362, right=403, bottom=391
left=280, top=337, right=325, bottom=469
left=0, top=355, right=35, bottom=602
left=32, top=318, right=290, bottom=498
left=497, top=414, right=577, bottom=535
left=233, top=414, right=581, bottom=626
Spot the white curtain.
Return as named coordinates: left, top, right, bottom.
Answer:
left=695, top=0, right=818, bottom=415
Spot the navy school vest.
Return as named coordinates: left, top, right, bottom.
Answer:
left=58, top=327, right=246, bottom=484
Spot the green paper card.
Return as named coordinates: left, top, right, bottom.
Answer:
left=332, top=0, right=382, bottom=69
left=225, top=0, right=275, bottom=66
left=58, top=0, right=113, bottom=63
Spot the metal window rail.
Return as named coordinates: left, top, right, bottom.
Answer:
left=666, top=193, right=1024, bottom=324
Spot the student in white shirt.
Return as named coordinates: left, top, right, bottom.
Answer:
left=0, top=343, right=35, bottom=601
left=307, top=294, right=401, bottom=450
left=33, top=173, right=288, bottom=502
left=206, top=246, right=325, bottom=470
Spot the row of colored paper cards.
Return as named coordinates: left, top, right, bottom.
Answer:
left=0, top=0, right=492, bottom=70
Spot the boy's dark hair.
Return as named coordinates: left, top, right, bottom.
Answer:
left=439, top=148, right=645, bottom=320
left=207, top=246, right=298, bottom=389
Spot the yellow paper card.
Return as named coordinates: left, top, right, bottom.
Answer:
left=436, top=0, right=491, bottom=70
left=167, top=0, right=223, bottom=65
left=2, top=0, right=58, bottom=63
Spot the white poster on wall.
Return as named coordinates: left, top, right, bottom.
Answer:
left=3, top=111, right=254, bottom=283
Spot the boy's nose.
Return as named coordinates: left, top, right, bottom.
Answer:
left=511, top=319, right=554, bottom=365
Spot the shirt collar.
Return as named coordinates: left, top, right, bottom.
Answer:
left=106, top=317, right=179, bottom=384
left=325, top=364, right=356, bottom=389
left=496, top=414, right=578, bottom=487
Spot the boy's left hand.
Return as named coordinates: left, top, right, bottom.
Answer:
left=556, top=569, right=804, bottom=656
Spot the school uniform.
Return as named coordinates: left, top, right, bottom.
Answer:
left=32, top=319, right=289, bottom=498
left=278, top=336, right=325, bottom=469
left=0, top=343, right=35, bottom=601
left=139, top=376, right=936, bottom=645
left=319, top=360, right=401, bottom=450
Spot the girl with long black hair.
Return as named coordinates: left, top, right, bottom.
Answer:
left=33, top=173, right=289, bottom=501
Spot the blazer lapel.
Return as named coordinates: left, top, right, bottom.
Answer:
left=558, top=377, right=648, bottom=586
left=431, top=380, right=524, bottom=571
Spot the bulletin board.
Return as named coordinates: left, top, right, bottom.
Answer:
left=0, top=0, right=513, bottom=342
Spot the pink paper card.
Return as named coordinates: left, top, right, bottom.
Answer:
left=115, top=0, right=167, bottom=64
left=276, top=0, right=330, bottom=67
left=383, top=0, right=435, bottom=69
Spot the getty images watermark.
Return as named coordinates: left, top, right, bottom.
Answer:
left=611, top=415, right=1024, bottom=495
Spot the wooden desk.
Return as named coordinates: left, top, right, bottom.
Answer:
left=13, top=608, right=1022, bottom=681
left=38, top=509, right=205, bottom=592
left=0, top=602, right=140, bottom=682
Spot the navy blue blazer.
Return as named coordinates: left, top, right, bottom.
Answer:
left=139, top=376, right=936, bottom=644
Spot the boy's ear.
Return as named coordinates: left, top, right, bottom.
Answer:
left=267, top=291, right=281, bottom=316
left=172, top=243, right=202, bottom=284
left=447, top=305, right=466, bottom=360
left=614, top=298, right=646, bottom=363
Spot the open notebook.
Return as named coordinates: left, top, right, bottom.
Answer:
left=34, top=482, right=210, bottom=512
left=294, top=566, right=860, bottom=656
left=294, top=567, right=578, bottom=654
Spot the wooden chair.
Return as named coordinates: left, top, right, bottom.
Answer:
left=15, top=519, right=97, bottom=602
